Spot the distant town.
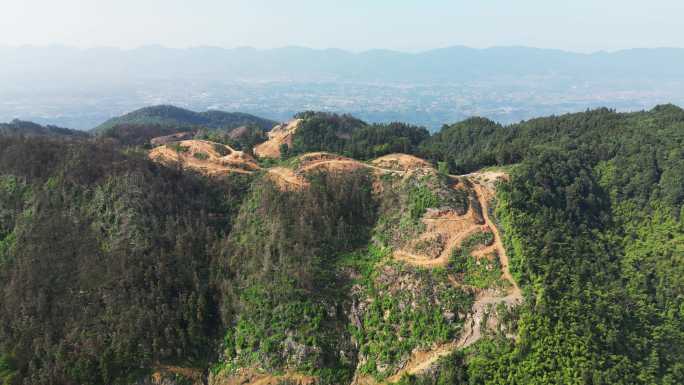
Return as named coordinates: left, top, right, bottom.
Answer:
left=2, top=79, right=681, bottom=131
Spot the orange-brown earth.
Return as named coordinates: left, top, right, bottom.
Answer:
left=151, top=366, right=202, bottom=384
left=370, top=154, right=433, bottom=172
left=149, top=139, right=260, bottom=176
left=211, top=369, right=316, bottom=385
left=265, top=156, right=521, bottom=384
left=266, top=152, right=434, bottom=192
left=266, top=166, right=310, bottom=191
left=149, top=143, right=521, bottom=384
left=150, top=131, right=195, bottom=146
left=382, top=172, right=522, bottom=384
left=253, top=119, right=302, bottom=159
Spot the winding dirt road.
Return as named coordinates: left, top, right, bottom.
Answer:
left=232, top=161, right=521, bottom=385
left=393, top=225, right=482, bottom=268
left=383, top=172, right=523, bottom=384
left=472, top=183, right=521, bottom=299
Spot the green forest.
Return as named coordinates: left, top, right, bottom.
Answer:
left=0, top=105, right=682, bottom=385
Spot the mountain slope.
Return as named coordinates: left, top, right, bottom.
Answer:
left=93, top=105, right=276, bottom=132
left=0, top=119, right=88, bottom=138
left=253, top=112, right=429, bottom=160
left=0, top=106, right=682, bottom=385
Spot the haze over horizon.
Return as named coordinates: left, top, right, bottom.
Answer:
left=2, top=0, right=684, bottom=130
left=2, top=3, right=684, bottom=385
left=4, top=43, right=684, bottom=55
left=3, top=0, right=683, bottom=53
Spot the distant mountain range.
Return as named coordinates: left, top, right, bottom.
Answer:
left=2, top=45, right=684, bottom=84
left=1, top=45, right=684, bottom=130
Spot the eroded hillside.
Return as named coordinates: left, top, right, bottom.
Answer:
left=163, top=149, right=523, bottom=385
left=149, top=139, right=261, bottom=175
left=253, top=119, right=302, bottom=159
left=5, top=106, right=681, bottom=385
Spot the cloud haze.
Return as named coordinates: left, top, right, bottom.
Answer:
left=2, top=0, right=683, bottom=52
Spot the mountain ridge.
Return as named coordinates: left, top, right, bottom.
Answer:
left=93, top=105, right=277, bottom=132
left=0, top=119, right=89, bottom=138
left=4, top=45, right=684, bottom=83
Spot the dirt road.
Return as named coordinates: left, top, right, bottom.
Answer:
left=382, top=172, right=522, bottom=384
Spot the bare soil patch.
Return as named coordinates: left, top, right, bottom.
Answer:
left=212, top=369, right=316, bottom=385
left=266, top=167, right=310, bottom=191
left=254, top=119, right=302, bottom=159
left=382, top=172, right=523, bottom=383
left=371, top=154, right=434, bottom=172
left=149, top=139, right=260, bottom=176
left=150, top=131, right=195, bottom=146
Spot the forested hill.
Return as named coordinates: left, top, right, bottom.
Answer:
left=0, top=119, right=89, bottom=138
left=0, top=105, right=682, bottom=385
left=93, top=105, right=277, bottom=132
left=420, top=103, right=684, bottom=175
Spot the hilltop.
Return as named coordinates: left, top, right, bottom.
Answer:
left=0, top=119, right=88, bottom=138
left=86, top=105, right=277, bottom=146
left=149, top=139, right=260, bottom=175
left=93, top=105, right=276, bottom=132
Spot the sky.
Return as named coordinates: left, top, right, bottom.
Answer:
left=1, top=0, right=683, bottom=52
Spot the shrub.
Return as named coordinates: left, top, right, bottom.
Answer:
left=214, top=143, right=231, bottom=156
left=167, top=142, right=190, bottom=152
left=193, top=151, right=209, bottom=160
left=408, top=185, right=439, bottom=220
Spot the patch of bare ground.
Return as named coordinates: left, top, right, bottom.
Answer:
left=266, top=152, right=401, bottom=192
left=470, top=179, right=520, bottom=299
left=149, top=139, right=260, bottom=176
left=266, top=167, right=310, bottom=191
left=254, top=119, right=303, bottom=159
left=380, top=171, right=522, bottom=384
left=392, top=183, right=485, bottom=268
left=151, top=365, right=204, bottom=384
left=265, top=152, right=366, bottom=191
left=383, top=343, right=459, bottom=384
left=461, top=171, right=510, bottom=191
left=263, top=152, right=434, bottom=192
left=371, top=154, right=434, bottom=172
left=297, top=152, right=368, bottom=174
left=210, top=369, right=316, bottom=385
left=150, top=131, right=195, bottom=146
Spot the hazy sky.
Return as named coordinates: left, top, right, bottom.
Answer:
left=2, top=0, right=682, bottom=52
